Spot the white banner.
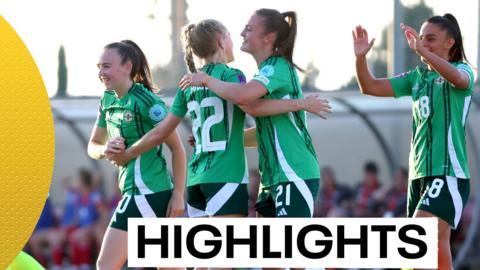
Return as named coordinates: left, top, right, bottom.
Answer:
left=128, top=218, right=437, bottom=268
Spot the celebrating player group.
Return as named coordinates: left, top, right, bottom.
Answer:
left=88, top=8, right=474, bottom=270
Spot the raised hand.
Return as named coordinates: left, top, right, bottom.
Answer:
left=400, top=23, right=424, bottom=54
left=352, top=25, right=375, bottom=57
left=178, top=72, right=210, bottom=90
left=303, top=94, right=332, bottom=119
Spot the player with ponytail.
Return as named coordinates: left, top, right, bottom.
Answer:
left=88, top=40, right=186, bottom=270
left=178, top=9, right=323, bottom=220
left=353, top=14, right=474, bottom=270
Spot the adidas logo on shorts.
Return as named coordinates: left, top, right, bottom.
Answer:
left=421, top=198, right=430, bottom=206
left=277, top=208, right=288, bottom=216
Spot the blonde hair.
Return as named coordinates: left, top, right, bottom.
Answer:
left=182, top=19, right=227, bottom=73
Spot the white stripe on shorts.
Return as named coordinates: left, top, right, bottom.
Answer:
left=205, top=183, right=239, bottom=216
left=187, top=204, right=207, bottom=217
left=134, top=195, right=156, bottom=218
left=446, top=176, right=463, bottom=229
left=292, top=180, right=314, bottom=217
left=272, top=126, right=314, bottom=216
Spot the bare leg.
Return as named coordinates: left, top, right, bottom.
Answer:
left=414, top=209, right=452, bottom=270
left=96, top=227, right=127, bottom=270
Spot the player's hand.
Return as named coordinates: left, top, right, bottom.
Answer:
left=178, top=72, right=210, bottom=90
left=104, top=137, right=125, bottom=155
left=400, top=23, right=425, bottom=55
left=302, top=94, right=332, bottom=119
left=106, top=151, right=131, bottom=167
left=352, top=25, right=375, bottom=57
left=166, top=192, right=185, bottom=217
left=187, top=134, right=195, bottom=147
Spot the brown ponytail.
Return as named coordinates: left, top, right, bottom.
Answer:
left=255, top=9, right=303, bottom=72
left=183, top=24, right=197, bottom=73
left=105, top=40, right=155, bottom=91
left=427, top=13, right=468, bottom=63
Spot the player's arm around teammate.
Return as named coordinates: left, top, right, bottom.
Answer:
left=177, top=22, right=331, bottom=118
left=178, top=57, right=330, bottom=117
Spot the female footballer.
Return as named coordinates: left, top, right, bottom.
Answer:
left=178, top=9, right=322, bottom=219
left=108, top=18, right=330, bottom=220
left=87, top=40, right=186, bottom=270
left=352, top=14, right=473, bottom=270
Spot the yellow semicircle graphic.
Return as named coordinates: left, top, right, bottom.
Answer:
left=0, top=15, right=54, bottom=268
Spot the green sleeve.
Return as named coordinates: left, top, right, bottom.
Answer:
left=145, top=96, right=169, bottom=126
left=251, top=63, right=288, bottom=94
left=170, top=88, right=187, bottom=118
left=453, top=63, right=474, bottom=94
left=388, top=70, right=415, bottom=97
left=95, top=99, right=107, bottom=128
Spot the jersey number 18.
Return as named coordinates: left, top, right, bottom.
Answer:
left=419, top=96, right=430, bottom=118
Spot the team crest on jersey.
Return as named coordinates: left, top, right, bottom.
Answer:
left=123, top=111, right=134, bottom=122
left=149, top=104, right=166, bottom=122
left=435, top=77, right=445, bottom=85
left=259, top=65, right=275, bottom=77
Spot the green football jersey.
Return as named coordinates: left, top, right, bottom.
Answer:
left=170, top=63, right=248, bottom=186
left=252, top=56, right=320, bottom=187
left=389, top=62, right=474, bottom=180
left=96, top=83, right=173, bottom=195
